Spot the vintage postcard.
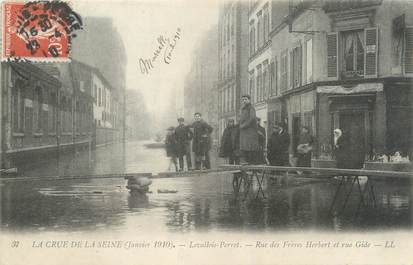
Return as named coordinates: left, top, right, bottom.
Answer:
left=0, top=0, right=412, bottom=264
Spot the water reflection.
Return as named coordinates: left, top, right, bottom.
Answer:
left=1, top=141, right=412, bottom=233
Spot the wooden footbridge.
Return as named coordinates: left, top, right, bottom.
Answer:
left=220, top=164, right=413, bottom=217
left=1, top=164, right=412, bottom=217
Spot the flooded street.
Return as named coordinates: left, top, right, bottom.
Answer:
left=1, top=141, right=412, bottom=234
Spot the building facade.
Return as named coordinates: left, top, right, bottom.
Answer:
left=0, top=62, right=94, bottom=169
left=217, top=1, right=249, bottom=143
left=248, top=0, right=273, bottom=127
left=90, top=67, right=122, bottom=147
left=269, top=0, right=413, bottom=167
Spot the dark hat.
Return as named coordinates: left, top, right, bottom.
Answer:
left=241, top=94, right=251, bottom=100
left=177, top=117, right=184, bottom=122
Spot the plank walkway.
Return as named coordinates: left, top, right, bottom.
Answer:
left=0, top=168, right=235, bottom=183
left=220, top=164, right=413, bottom=179
left=1, top=164, right=411, bottom=183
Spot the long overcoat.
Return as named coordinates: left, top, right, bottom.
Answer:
left=239, top=103, right=259, bottom=151
left=191, top=120, right=213, bottom=155
left=175, top=124, right=193, bottom=156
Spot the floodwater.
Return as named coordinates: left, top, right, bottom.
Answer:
left=1, top=141, right=412, bottom=233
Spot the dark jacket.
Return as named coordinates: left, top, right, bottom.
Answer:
left=165, top=132, right=177, bottom=157
left=219, top=125, right=240, bottom=157
left=267, top=130, right=290, bottom=165
left=175, top=124, right=193, bottom=155
left=239, top=103, right=259, bottom=151
left=191, top=120, right=213, bottom=155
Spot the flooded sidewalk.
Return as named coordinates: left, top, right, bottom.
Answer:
left=1, top=141, right=412, bottom=233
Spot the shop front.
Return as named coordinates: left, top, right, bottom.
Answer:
left=315, top=82, right=386, bottom=169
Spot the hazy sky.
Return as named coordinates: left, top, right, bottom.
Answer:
left=73, top=0, right=220, bottom=117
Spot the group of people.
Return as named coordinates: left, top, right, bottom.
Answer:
left=165, top=94, right=353, bottom=172
left=165, top=113, right=213, bottom=171
left=219, top=94, right=349, bottom=170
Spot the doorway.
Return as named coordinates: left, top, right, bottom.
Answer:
left=339, top=112, right=365, bottom=169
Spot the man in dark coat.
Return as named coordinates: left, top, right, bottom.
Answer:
left=175, top=117, right=193, bottom=171
left=191, top=112, right=213, bottom=170
left=239, top=95, right=259, bottom=164
left=256, top=117, right=266, bottom=164
left=219, top=119, right=240, bottom=164
left=267, top=123, right=290, bottom=166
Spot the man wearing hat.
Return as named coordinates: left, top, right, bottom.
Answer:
left=175, top=117, right=193, bottom=171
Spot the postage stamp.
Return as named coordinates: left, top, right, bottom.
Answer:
left=2, top=1, right=82, bottom=61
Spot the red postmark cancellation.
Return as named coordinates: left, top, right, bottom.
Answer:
left=2, top=1, right=82, bottom=61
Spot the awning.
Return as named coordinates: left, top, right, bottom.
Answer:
left=317, top=83, right=383, bottom=94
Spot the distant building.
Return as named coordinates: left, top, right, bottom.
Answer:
left=217, top=1, right=249, bottom=143
left=71, top=17, right=127, bottom=141
left=184, top=26, right=219, bottom=143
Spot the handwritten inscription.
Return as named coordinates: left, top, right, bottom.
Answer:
left=139, top=28, right=181, bottom=74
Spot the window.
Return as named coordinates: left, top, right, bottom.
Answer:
left=280, top=51, right=288, bottom=92
left=23, top=90, right=33, bottom=134
left=306, top=39, right=313, bottom=83
left=270, top=58, right=278, bottom=96
left=228, top=49, right=232, bottom=76
left=49, top=92, right=56, bottom=133
left=249, top=71, right=255, bottom=104
left=263, top=61, right=269, bottom=100
left=227, top=16, right=230, bottom=41
left=256, top=65, right=262, bottom=102
left=327, top=27, right=378, bottom=79
left=257, top=11, right=262, bottom=48
left=98, top=87, right=102, bottom=106
left=12, top=80, right=25, bottom=133
left=231, top=14, right=235, bottom=36
left=33, top=87, right=43, bottom=133
left=250, top=24, right=255, bottom=56
left=342, top=30, right=365, bottom=78
left=263, top=6, right=269, bottom=43
left=231, top=85, right=235, bottom=110
left=226, top=87, right=230, bottom=112
left=221, top=90, right=225, bottom=113
left=404, top=26, right=413, bottom=73
left=94, top=85, right=97, bottom=104
left=43, top=91, right=48, bottom=134
left=291, top=45, right=302, bottom=88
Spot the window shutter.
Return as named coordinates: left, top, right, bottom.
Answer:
left=404, top=26, right=413, bottom=74
left=327, top=32, right=338, bottom=79
left=364, top=27, right=378, bottom=78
